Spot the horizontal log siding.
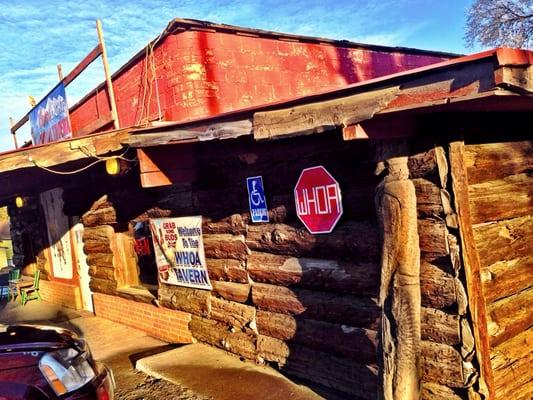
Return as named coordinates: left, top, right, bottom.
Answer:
left=465, top=138, right=533, bottom=400
left=67, top=134, right=472, bottom=398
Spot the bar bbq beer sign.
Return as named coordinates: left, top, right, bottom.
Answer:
left=150, top=216, right=212, bottom=290
left=294, top=166, right=343, bottom=234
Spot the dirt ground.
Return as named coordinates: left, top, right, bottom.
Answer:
left=112, top=361, right=210, bottom=400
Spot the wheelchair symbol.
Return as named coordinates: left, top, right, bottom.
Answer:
left=250, top=180, right=264, bottom=206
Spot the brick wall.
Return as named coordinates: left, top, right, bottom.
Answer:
left=93, top=292, right=192, bottom=343
left=40, top=279, right=82, bottom=310
left=69, top=28, right=450, bottom=134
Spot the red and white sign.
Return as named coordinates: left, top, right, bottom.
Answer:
left=294, top=166, right=343, bottom=234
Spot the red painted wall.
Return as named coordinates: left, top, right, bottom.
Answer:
left=70, top=29, right=450, bottom=134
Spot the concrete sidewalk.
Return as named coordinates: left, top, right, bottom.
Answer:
left=0, top=300, right=325, bottom=399
left=137, top=343, right=324, bottom=400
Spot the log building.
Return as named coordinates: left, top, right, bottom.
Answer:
left=0, top=19, right=531, bottom=400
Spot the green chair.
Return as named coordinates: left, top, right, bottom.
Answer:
left=21, top=270, right=41, bottom=306
left=0, top=275, right=8, bottom=301
left=7, top=269, right=21, bottom=301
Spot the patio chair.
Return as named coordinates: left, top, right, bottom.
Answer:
left=21, top=270, right=41, bottom=306
left=0, top=273, right=8, bottom=301
left=7, top=269, right=21, bottom=301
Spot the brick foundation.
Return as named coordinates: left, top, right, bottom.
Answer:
left=93, top=292, right=193, bottom=343
left=40, top=280, right=82, bottom=310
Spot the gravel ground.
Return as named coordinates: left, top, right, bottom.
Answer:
left=93, top=336, right=212, bottom=400
left=114, top=372, right=211, bottom=400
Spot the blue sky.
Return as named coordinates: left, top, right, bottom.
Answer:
left=0, top=0, right=480, bottom=152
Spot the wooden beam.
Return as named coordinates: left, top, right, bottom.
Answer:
left=494, top=65, right=533, bottom=94
left=63, top=44, right=103, bottom=87
left=253, top=87, right=399, bottom=140
left=75, top=112, right=114, bottom=137
left=57, top=64, right=64, bottom=81
left=0, top=128, right=129, bottom=173
left=96, top=20, right=120, bottom=130
left=9, top=117, right=18, bottom=149
left=449, top=140, right=495, bottom=399
left=129, top=119, right=252, bottom=148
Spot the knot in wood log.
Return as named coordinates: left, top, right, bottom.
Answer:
left=271, top=229, right=287, bottom=243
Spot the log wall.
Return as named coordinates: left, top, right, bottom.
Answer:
left=410, top=143, right=477, bottom=399
left=464, top=139, right=533, bottom=400
left=62, top=132, right=481, bottom=398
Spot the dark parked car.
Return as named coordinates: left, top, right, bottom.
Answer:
left=0, top=324, right=114, bottom=399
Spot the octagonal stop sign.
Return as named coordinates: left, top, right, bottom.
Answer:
left=294, top=166, right=343, bottom=234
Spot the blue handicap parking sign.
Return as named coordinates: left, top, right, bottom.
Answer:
left=246, top=176, right=269, bottom=223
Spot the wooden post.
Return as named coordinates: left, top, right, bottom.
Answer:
left=57, top=64, right=64, bottom=81
left=96, top=19, right=120, bottom=130
left=375, top=142, right=421, bottom=400
left=449, top=140, right=494, bottom=400
left=9, top=117, right=18, bottom=149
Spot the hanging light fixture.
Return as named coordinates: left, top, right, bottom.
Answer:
left=105, top=158, right=121, bottom=175
left=15, top=196, right=25, bottom=208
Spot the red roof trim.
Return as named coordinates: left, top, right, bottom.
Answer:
left=135, top=47, right=532, bottom=133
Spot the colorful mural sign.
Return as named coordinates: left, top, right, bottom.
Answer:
left=29, top=83, right=72, bottom=145
left=149, top=216, right=212, bottom=290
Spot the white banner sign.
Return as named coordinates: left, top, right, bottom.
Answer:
left=40, top=188, right=73, bottom=280
left=149, top=216, right=212, bottom=290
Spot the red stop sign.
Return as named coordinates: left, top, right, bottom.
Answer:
left=294, top=166, right=343, bottom=234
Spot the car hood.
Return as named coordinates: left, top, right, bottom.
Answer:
left=0, top=324, right=81, bottom=352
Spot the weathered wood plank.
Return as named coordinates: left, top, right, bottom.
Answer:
left=449, top=140, right=494, bottom=398
left=129, top=119, right=253, bottom=147
left=468, top=173, right=533, bottom=224
left=420, top=382, right=463, bottom=400
left=255, top=310, right=377, bottom=364
left=421, top=307, right=460, bottom=346
left=205, top=258, right=248, bottom=283
left=251, top=283, right=380, bottom=329
left=202, top=214, right=247, bottom=235
left=418, top=218, right=449, bottom=258
left=420, top=260, right=456, bottom=309
left=82, top=225, right=113, bottom=254
left=158, top=284, right=211, bottom=317
left=246, top=251, right=378, bottom=296
left=211, top=281, right=251, bottom=303
left=481, top=256, right=533, bottom=304
left=246, top=221, right=379, bottom=261
left=408, top=148, right=438, bottom=181
left=420, top=341, right=464, bottom=388
left=85, top=253, right=113, bottom=268
left=189, top=316, right=257, bottom=359
left=473, top=215, right=532, bottom=267
left=464, top=140, right=533, bottom=184
left=486, top=286, right=533, bottom=347
left=413, top=178, right=444, bottom=218
left=203, top=234, right=250, bottom=261
left=491, top=327, right=533, bottom=400
left=210, top=297, right=255, bottom=329
left=89, top=277, right=117, bottom=295
left=82, top=206, right=117, bottom=227
left=280, top=344, right=378, bottom=399
left=253, top=87, right=399, bottom=140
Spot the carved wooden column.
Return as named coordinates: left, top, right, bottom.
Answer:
left=375, top=147, right=421, bottom=400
